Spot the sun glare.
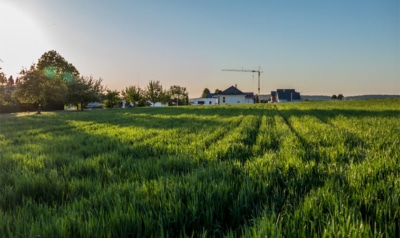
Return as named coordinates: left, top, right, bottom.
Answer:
left=0, top=2, right=50, bottom=77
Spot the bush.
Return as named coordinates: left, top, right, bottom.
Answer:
left=0, top=104, right=37, bottom=114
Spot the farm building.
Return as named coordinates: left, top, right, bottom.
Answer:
left=244, top=92, right=255, bottom=104
left=274, top=89, right=301, bottom=102
left=259, top=94, right=269, bottom=102
left=191, top=97, right=218, bottom=106
left=191, top=93, right=218, bottom=106
left=270, top=91, right=278, bottom=103
left=191, top=86, right=254, bottom=105
left=218, top=86, right=254, bottom=105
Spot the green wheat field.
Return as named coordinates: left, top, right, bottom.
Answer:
left=1, top=99, right=399, bottom=237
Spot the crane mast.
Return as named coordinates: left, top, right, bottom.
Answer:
left=222, top=67, right=263, bottom=103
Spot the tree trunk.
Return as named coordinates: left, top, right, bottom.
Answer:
left=36, top=100, right=42, bottom=114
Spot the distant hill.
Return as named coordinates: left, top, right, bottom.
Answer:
left=301, top=94, right=400, bottom=101
left=301, top=95, right=331, bottom=101
left=344, top=95, right=400, bottom=100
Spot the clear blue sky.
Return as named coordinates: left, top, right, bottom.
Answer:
left=1, top=0, right=399, bottom=97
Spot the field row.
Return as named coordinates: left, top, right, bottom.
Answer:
left=0, top=100, right=399, bottom=237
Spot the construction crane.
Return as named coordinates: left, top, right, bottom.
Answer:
left=222, top=67, right=263, bottom=103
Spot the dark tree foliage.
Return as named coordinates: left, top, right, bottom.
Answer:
left=15, top=68, right=67, bottom=113
left=145, top=80, right=167, bottom=105
left=36, top=50, right=79, bottom=83
left=338, top=94, right=344, bottom=100
left=201, top=88, right=210, bottom=98
left=122, top=86, right=144, bottom=106
left=169, top=85, right=188, bottom=105
left=0, top=67, right=9, bottom=105
left=214, top=89, right=222, bottom=94
left=0, top=68, right=6, bottom=86
left=104, top=90, right=120, bottom=108
left=8, top=76, right=14, bottom=86
left=11, top=50, right=108, bottom=113
left=12, top=50, right=81, bottom=112
left=66, top=76, right=104, bottom=110
left=12, top=50, right=80, bottom=113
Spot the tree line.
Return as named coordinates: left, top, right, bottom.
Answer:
left=0, top=50, right=189, bottom=113
left=331, top=94, right=344, bottom=100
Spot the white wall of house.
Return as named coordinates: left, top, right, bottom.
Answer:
left=244, top=98, right=254, bottom=104
left=219, top=95, right=246, bottom=105
left=191, top=98, right=218, bottom=106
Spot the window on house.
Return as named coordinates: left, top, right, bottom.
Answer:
left=223, top=97, right=225, bottom=103
left=209, top=101, right=212, bottom=105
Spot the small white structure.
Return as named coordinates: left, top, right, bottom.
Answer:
left=191, top=98, right=218, bottom=106
left=152, top=102, right=168, bottom=107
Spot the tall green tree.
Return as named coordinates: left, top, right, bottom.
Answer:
left=122, top=86, right=144, bottom=106
left=145, top=80, right=165, bottom=105
left=3, top=76, right=16, bottom=105
left=66, top=76, right=104, bottom=110
left=36, top=50, right=79, bottom=83
left=338, top=94, right=344, bottom=100
left=104, top=90, right=120, bottom=108
left=159, top=90, right=171, bottom=104
left=0, top=66, right=8, bottom=105
left=169, top=85, right=188, bottom=105
left=13, top=51, right=80, bottom=113
left=201, top=88, right=210, bottom=98
left=0, top=73, right=6, bottom=85
left=14, top=67, right=67, bottom=113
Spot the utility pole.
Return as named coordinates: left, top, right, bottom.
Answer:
left=222, top=67, right=263, bottom=103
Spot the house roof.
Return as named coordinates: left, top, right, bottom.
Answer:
left=205, top=93, right=219, bottom=98
left=220, top=86, right=245, bottom=95
left=244, top=92, right=254, bottom=98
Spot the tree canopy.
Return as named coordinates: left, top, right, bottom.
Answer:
left=13, top=50, right=81, bottom=111
left=66, top=76, right=104, bottom=110
left=145, top=80, right=168, bottom=104
left=104, top=90, right=120, bottom=108
left=36, top=50, right=79, bottom=83
left=122, top=86, right=143, bottom=106
left=8, top=50, right=107, bottom=112
left=14, top=69, right=67, bottom=113
left=201, top=88, right=210, bottom=98
left=169, top=85, right=188, bottom=105
left=214, top=89, right=222, bottom=94
left=0, top=66, right=10, bottom=105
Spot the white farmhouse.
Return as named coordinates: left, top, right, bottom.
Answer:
left=218, top=86, right=253, bottom=105
left=191, top=86, right=254, bottom=106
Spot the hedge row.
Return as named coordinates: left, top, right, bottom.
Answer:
left=0, top=104, right=64, bottom=114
